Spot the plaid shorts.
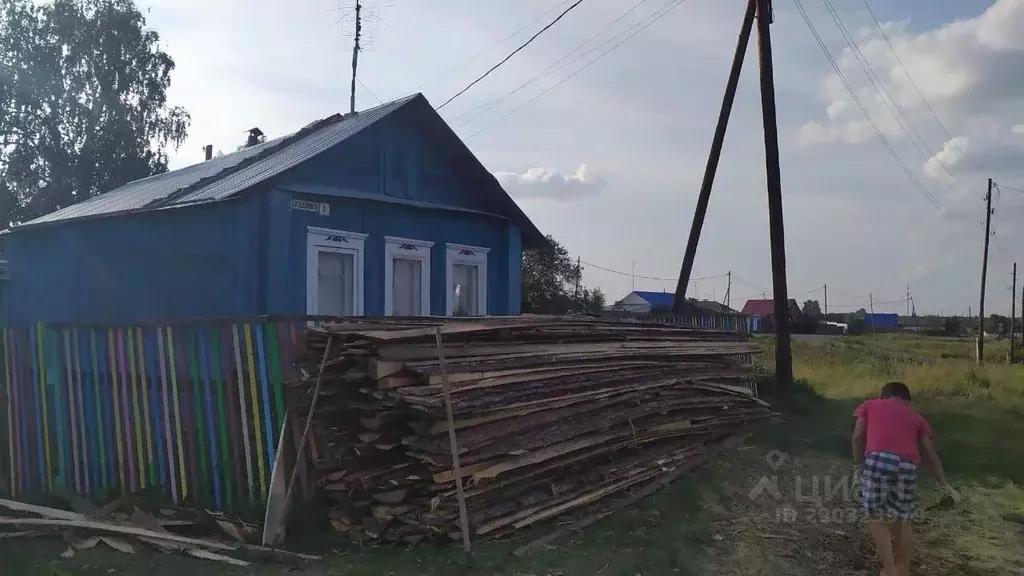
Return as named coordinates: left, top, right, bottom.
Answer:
left=860, top=451, right=918, bottom=520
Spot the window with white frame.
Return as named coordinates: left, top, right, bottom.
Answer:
left=306, top=227, right=366, bottom=317
left=446, top=243, right=489, bottom=316
left=384, top=236, right=433, bottom=316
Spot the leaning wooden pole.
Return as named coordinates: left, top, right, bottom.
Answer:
left=755, top=0, right=793, bottom=387
left=671, top=0, right=757, bottom=315
left=435, top=326, right=472, bottom=552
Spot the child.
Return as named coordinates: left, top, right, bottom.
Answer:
left=852, top=381, right=960, bottom=576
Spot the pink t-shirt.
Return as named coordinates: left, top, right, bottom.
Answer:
left=853, top=398, right=932, bottom=464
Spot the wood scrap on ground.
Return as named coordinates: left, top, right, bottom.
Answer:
left=289, top=315, right=774, bottom=545
left=0, top=497, right=319, bottom=566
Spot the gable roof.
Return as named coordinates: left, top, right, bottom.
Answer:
left=14, top=94, right=544, bottom=246
left=632, top=291, right=675, bottom=308
left=741, top=298, right=799, bottom=316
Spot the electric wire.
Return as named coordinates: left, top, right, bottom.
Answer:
left=791, top=0, right=952, bottom=219
left=447, top=0, right=652, bottom=125
left=859, top=0, right=975, bottom=172
left=437, top=0, right=586, bottom=110
left=409, top=0, right=576, bottom=93
left=820, top=0, right=962, bottom=193
left=464, top=0, right=690, bottom=139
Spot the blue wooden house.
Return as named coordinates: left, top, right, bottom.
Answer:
left=0, top=94, right=543, bottom=324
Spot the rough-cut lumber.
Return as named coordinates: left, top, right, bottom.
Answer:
left=290, top=315, right=772, bottom=545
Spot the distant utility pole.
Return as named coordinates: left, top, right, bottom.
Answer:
left=869, top=293, right=876, bottom=335
left=906, top=284, right=911, bottom=318
left=1011, top=262, right=1017, bottom=363
left=978, top=177, right=994, bottom=364
left=631, top=262, right=635, bottom=292
left=349, top=0, right=363, bottom=114
left=573, top=256, right=581, bottom=309
left=823, top=284, right=828, bottom=326
left=724, top=271, right=732, bottom=309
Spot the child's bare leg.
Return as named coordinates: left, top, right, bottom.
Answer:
left=893, top=520, right=914, bottom=576
left=868, top=518, right=898, bottom=576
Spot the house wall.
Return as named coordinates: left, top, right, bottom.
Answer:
left=274, top=191, right=519, bottom=316
left=0, top=196, right=264, bottom=325
left=268, top=109, right=524, bottom=316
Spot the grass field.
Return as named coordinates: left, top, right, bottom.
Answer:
left=5, top=334, right=1024, bottom=575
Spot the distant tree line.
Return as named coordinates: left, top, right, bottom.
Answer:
left=793, top=298, right=1014, bottom=337
left=521, top=235, right=606, bottom=316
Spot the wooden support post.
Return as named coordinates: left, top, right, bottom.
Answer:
left=263, top=336, right=334, bottom=547
left=435, top=326, right=472, bottom=552
left=672, top=0, right=757, bottom=315
left=755, top=0, right=793, bottom=388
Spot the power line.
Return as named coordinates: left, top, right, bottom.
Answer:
left=821, top=0, right=962, bottom=193
left=791, top=0, right=951, bottom=219
left=859, top=0, right=975, bottom=173
left=356, top=77, right=383, bottom=104
left=447, top=0, right=652, bottom=125
left=464, top=0, right=689, bottom=139
left=409, top=0, right=576, bottom=93
left=995, top=183, right=1024, bottom=195
left=579, top=259, right=726, bottom=282
left=437, top=0, right=586, bottom=110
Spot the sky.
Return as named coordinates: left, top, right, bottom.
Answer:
left=140, top=0, right=1024, bottom=316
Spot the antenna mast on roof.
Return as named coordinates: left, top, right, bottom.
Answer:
left=349, top=0, right=362, bottom=114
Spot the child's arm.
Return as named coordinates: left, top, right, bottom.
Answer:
left=920, top=436, right=948, bottom=486
left=852, top=417, right=867, bottom=464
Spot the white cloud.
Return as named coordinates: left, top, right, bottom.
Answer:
left=494, top=164, right=604, bottom=201
left=800, top=0, right=1024, bottom=183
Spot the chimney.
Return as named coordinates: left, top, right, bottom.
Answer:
left=246, top=127, right=265, bottom=148
left=203, top=145, right=213, bottom=161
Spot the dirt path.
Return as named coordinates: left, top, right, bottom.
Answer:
left=701, top=442, right=1024, bottom=575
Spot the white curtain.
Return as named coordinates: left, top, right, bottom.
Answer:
left=452, top=263, right=479, bottom=316
left=392, top=258, right=422, bottom=316
left=317, top=251, right=355, bottom=316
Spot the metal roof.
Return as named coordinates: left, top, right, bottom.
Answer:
left=18, top=95, right=418, bottom=227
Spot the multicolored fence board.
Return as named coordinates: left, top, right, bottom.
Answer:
left=645, top=314, right=750, bottom=333
left=0, top=319, right=307, bottom=509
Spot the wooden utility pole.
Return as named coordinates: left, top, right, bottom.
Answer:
left=573, top=256, right=582, bottom=309
left=1011, top=263, right=1017, bottom=363
left=823, top=283, right=828, bottom=322
left=869, top=293, right=876, bottom=336
left=349, top=0, right=362, bottom=114
left=977, top=178, right=993, bottom=364
left=756, top=0, right=793, bottom=387
left=724, top=271, right=732, bottom=309
left=671, top=0, right=756, bottom=315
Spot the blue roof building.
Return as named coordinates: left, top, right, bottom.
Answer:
left=0, top=94, right=543, bottom=324
left=865, top=313, right=900, bottom=329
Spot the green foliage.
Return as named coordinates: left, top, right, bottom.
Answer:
left=521, top=234, right=604, bottom=315
left=0, top=0, right=190, bottom=225
left=801, top=299, right=823, bottom=320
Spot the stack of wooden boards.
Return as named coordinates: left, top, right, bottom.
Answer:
left=291, top=316, right=772, bottom=545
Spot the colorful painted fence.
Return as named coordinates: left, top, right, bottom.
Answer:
left=645, top=314, right=750, bottom=333
left=0, top=318, right=308, bottom=509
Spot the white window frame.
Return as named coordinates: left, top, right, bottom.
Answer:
left=306, top=226, right=367, bottom=317
left=384, top=236, right=433, bottom=316
left=446, top=243, right=490, bottom=316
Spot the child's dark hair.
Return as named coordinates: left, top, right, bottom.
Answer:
left=880, top=381, right=912, bottom=402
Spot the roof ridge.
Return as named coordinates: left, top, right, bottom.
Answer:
left=145, top=113, right=344, bottom=209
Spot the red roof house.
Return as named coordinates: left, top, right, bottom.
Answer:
left=741, top=299, right=800, bottom=332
